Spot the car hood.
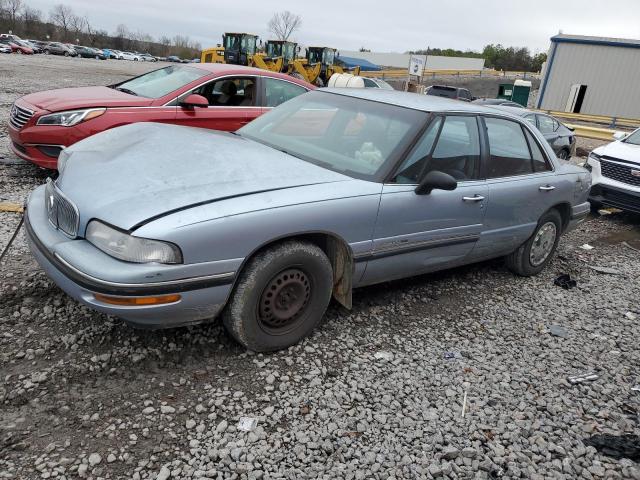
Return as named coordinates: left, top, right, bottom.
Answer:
left=594, top=140, right=640, bottom=164
left=20, top=86, right=153, bottom=111
left=57, top=122, right=352, bottom=231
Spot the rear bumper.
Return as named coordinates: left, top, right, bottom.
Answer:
left=25, top=186, right=235, bottom=328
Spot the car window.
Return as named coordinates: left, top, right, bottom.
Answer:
left=239, top=90, right=426, bottom=182
left=394, top=116, right=480, bottom=183
left=484, top=117, right=535, bottom=178
left=116, top=66, right=208, bottom=99
left=184, top=76, right=255, bottom=107
left=525, top=129, right=552, bottom=172
left=537, top=115, right=559, bottom=134
left=394, top=117, right=442, bottom=183
left=362, top=78, right=377, bottom=88
left=524, top=114, right=537, bottom=127
left=263, top=78, right=307, bottom=107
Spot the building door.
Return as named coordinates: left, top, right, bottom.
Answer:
left=565, top=84, right=587, bottom=113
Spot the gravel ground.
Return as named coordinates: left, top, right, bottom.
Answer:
left=2, top=55, right=640, bottom=480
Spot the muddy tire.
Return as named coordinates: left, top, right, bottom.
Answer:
left=505, top=209, right=562, bottom=277
left=557, top=149, right=570, bottom=160
left=222, top=241, right=333, bottom=352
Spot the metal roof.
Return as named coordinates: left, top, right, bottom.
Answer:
left=551, top=34, right=640, bottom=49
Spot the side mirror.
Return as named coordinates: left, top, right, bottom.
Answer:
left=613, top=131, right=627, bottom=141
left=180, top=94, right=209, bottom=109
left=415, top=170, right=457, bottom=195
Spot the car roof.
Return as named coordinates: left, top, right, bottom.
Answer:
left=191, top=63, right=315, bottom=87
left=485, top=105, right=540, bottom=117
left=318, top=87, right=523, bottom=118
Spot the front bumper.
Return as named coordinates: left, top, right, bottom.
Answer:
left=25, top=186, right=235, bottom=328
left=586, top=156, right=640, bottom=213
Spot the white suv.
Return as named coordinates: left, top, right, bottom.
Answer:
left=586, top=128, right=640, bottom=213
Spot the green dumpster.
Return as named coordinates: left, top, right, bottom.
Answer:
left=497, top=80, right=531, bottom=107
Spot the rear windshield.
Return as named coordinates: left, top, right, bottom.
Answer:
left=427, top=86, right=457, bottom=98
left=113, top=66, right=208, bottom=99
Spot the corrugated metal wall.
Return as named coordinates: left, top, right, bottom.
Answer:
left=538, top=42, right=640, bottom=118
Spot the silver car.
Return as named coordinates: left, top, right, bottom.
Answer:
left=25, top=89, right=591, bottom=351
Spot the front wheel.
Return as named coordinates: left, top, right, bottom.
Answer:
left=64, top=51, right=69, bottom=57
left=44, top=50, right=50, bottom=55
left=557, top=149, right=570, bottom=160
left=505, top=209, right=562, bottom=276
left=222, top=241, right=333, bottom=352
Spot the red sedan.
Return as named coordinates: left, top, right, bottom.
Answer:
left=9, top=64, right=314, bottom=169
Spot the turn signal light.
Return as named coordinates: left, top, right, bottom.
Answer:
left=94, top=293, right=181, bottom=306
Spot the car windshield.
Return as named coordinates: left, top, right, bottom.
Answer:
left=113, top=65, right=208, bottom=98
left=427, top=86, right=457, bottom=98
left=238, top=91, right=427, bottom=181
left=624, top=129, right=640, bottom=145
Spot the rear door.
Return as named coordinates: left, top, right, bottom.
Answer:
left=173, top=75, right=258, bottom=131
left=473, top=116, right=558, bottom=258
left=362, top=114, right=488, bottom=285
left=536, top=114, right=563, bottom=153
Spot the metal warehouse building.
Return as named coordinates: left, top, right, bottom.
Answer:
left=537, top=34, right=640, bottom=119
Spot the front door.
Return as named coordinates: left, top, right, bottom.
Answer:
left=361, top=115, right=488, bottom=285
left=174, top=76, right=261, bottom=131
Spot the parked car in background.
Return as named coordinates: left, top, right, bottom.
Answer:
left=43, top=42, right=76, bottom=56
left=426, top=85, right=473, bottom=102
left=73, top=46, right=107, bottom=60
left=490, top=106, right=576, bottom=160
left=9, top=64, right=314, bottom=169
left=0, top=37, right=34, bottom=54
left=586, top=128, right=640, bottom=213
left=24, top=89, right=591, bottom=352
left=17, top=39, right=41, bottom=53
left=472, top=98, right=525, bottom=108
left=0, top=44, right=12, bottom=54
left=102, top=48, right=114, bottom=58
left=166, top=55, right=184, bottom=63
left=120, top=51, right=141, bottom=61
left=28, top=39, right=49, bottom=50
left=109, top=49, right=124, bottom=59
left=140, top=53, right=157, bottom=62
left=363, top=77, right=394, bottom=89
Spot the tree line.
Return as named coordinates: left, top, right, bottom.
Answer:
left=0, top=0, right=202, bottom=58
left=408, top=45, right=547, bottom=72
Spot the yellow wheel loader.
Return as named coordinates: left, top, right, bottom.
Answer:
left=200, top=46, right=225, bottom=64
left=221, top=33, right=294, bottom=73
left=289, top=47, right=361, bottom=86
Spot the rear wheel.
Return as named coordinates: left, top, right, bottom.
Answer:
left=17, top=50, right=22, bottom=55
left=505, top=210, right=562, bottom=276
left=64, top=51, right=69, bottom=57
left=222, top=241, right=333, bottom=352
left=557, top=149, right=570, bottom=160
left=44, top=49, right=50, bottom=55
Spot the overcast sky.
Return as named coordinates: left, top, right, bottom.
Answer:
left=27, top=0, right=640, bottom=53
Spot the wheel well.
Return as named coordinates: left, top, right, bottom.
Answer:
left=550, top=203, right=571, bottom=231
left=241, top=233, right=354, bottom=309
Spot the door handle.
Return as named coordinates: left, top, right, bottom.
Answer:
left=462, top=195, right=485, bottom=202
left=539, top=185, right=556, bottom=191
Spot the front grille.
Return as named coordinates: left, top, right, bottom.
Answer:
left=45, top=179, right=79, bottom=237
left=600, top=159, right=640, bottom=187
left=9, top=103, right=34, bottom=130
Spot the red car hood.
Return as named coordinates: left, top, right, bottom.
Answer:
left=20, top=86, right=154, bottom=112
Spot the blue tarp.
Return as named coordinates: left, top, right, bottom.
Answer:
left=337, top=55, right=382, bottom=71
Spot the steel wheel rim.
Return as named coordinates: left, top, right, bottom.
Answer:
left=258, top=268, right=311, bottom=334
left=530, top=221, right=557, bottom=266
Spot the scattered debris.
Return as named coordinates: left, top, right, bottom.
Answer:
left=373, top=351, right=394, bottom=361
left=631, top=385, right=640, bottom=393
left=597, top=208, right=622, bottom=216
left=584, top=434, right=640, bottom=461
left=549, top=325, right=569, bottom=338
left=589, top=266, right=622, bottom=275
left=554, top=274, right=577, bottom=290
left=237, top=417, right=258, bottom=432
left=299, top=404, right=311, bottom=415
left=461, top=390, right=468, bottom=418
left=625, top=312, right=637, bottom=321
left=623, top=241, right=640, bottom=253
left=444, top=351, right=462, bottom=360
left=580, top=244, right=594, bottom=250
left=568, top=372, right=599, bottom=384
left=342, top=431, right=364, bottom=438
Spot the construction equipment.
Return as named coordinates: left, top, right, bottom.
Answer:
left=222, top=32, right=259, bottom=66
left=220, top=33, right=295, bottom=73
left=200, top=46, right=225, bottom=64
left=289, top=47, right=360, bottom=86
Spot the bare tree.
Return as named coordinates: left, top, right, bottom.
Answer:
left=21, top=6, right=41, bottom=34
left=5, top=0, right=22, bottom=29
left=267, top=11, right=301, bottom=41
left=49, top=4, right=74, bottom=40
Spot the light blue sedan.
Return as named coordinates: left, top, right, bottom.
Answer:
left=25, top=89, right=591, bottom=351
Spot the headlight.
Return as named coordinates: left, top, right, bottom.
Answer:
left=86, top=220, right=182, bottom=264
left=37, top=108, right=106, bottom=127
left=588, top=152, right=601, bottom=163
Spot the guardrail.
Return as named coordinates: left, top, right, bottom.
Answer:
left=564, top=124, right=619, bottom=141
left=538, top=110, right=640, bottom=129
left=360, top=69, right=540, bottom=79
